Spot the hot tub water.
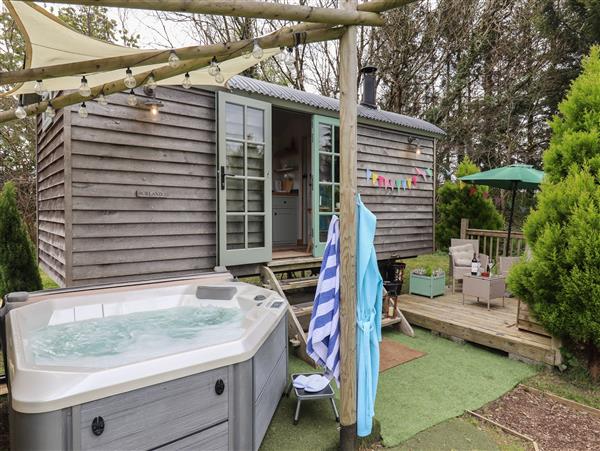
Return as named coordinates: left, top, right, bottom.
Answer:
left=26, top=304, right=244, bottom=368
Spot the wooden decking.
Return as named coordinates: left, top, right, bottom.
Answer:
left=397, top=291, right=560, bottom=366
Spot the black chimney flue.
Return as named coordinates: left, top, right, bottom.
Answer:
left=360, top=66, right=377, bottom=109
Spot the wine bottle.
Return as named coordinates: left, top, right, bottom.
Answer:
left=471, top=252, right=478, bottom=276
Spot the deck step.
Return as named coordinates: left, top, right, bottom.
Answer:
left=291, top=301, right=314, bottom=318
left=279, top=276, right=319, bottom=291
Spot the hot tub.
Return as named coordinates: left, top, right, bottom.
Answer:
left=2, top=272, right=288, bottom=451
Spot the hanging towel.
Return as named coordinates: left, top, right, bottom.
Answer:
left=307, top=215, right=341, bottom=386
left=356, top=194, right=383, bottom=437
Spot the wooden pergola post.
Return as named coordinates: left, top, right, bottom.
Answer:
left=338, top=0, right=358, bottom=448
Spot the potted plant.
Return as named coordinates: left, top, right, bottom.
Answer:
left=409, top=266, right=445, bottom=299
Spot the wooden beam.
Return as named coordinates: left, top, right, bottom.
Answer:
left=0, top=26, right=343, bottom=123
left=357, top=0, right=416, bottom=13
left=0, top=23, right=331, bottom=86
left=338, top=0, right=358, bottom=448
left=0, top=56, right=208, bottom=123
left=21, top=0, right=384, bottom=26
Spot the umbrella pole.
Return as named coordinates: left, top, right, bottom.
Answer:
left=338, top=1, right=358, bottom=449
left=505, top=182, right=517, bottom=256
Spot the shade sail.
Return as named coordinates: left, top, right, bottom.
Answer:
left=2, top=1, right=279, bottom=97
left=459, top=164, right=544, bottom=190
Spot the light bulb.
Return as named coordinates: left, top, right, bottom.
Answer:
left=150, top=104, right=159, bottom=116
left=168, top=51, right=180, bottom=68
left=214, top=71, right=224, bottom=84
left=208, top=59, right=219, bottom=77
left=252, top=40, right=263, bottom=59
left=146, top=74, right=157, bottom=89
left=46, top=104, right=56, bottom=119
left=182, top=73, right=192, bottom=89
left=78, top=102, right=88, bottom=118
left=97, top=93, right=108, bottom=106
left=15, top=104, right=27, bottom=119
left=242, top=49, right=251, bottom=59
left=124, top=68, right=136, bottom=89
left=127, top=90, right=137, bottom=106
left=34, top=80, right=46, bottom=96
left=285, top=49, right=295, bottom=70
left=416, top=146, right=422, bottom=156
left=79, top=76, right=91, bottom=97
left=277, top=47, right=286, bottom=63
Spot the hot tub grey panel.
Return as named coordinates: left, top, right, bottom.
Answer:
left=157, top=421, right=229, bottom=450
left=254, top=350, right=287, bottom=449
left=9, top=317, right=287, bottom=451
left=253, top=318, right=286, bottom=402
left=229, top=360, right=253, bottom=451
left=79, top=367, right=228, bottom=450
left=10, top=407, right=72, bottom=451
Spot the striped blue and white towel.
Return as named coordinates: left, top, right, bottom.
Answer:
left=306, top=215, right=341, bottom=386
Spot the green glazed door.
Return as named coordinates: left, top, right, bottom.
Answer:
left=218, top=92, right=272, bottom=266
left=312, top=115, right=340, bottom=257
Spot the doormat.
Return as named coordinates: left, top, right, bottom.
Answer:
left=379, top=338, right=426, bottom=373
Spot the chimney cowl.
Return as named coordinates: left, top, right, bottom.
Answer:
left=360, top=66, right=378, bottom=109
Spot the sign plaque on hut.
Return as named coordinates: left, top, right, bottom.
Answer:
left=136, top=190, right=168, bottom=198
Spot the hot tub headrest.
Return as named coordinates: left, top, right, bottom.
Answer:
left=196, top=286, right=237, bottom=300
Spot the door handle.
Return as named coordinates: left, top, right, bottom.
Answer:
left=220, top=166, right=234, bottom=190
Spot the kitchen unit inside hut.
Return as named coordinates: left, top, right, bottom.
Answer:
left=36, top=73, right=444, bottom=288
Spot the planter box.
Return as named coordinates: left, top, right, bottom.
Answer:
left=409, top=272, right=446, bottom=299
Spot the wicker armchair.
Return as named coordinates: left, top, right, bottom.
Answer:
left=449, top=238, right=489, bottom=293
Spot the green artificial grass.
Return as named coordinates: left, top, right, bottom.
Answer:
left=390, top=417, right=500, bottom=451
left=260, top=327, right=537, bottom=450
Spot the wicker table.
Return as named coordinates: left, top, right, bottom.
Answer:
left=462, top=275, right=506, bottom=310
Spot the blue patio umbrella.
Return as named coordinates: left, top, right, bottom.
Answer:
left=356, top=194, right=383, bottom=437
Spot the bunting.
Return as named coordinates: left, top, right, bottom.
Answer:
left=364, top=167, right=432, bottom=194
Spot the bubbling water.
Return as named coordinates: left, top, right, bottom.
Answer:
left=27, top=305, right=244, bottom=368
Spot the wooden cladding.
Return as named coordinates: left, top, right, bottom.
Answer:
left=357, top=124, right=434, bottom=259
left=66, top=87, right=217, bottom=286
left=37, top=110, right=67, bottom=287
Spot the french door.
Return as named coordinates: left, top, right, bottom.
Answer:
left=217, top=93, right=272, bottom=266
left=311, top=115, right=340, bottom=257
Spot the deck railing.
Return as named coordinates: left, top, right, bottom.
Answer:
left=460, top=218, right=526, bottom=259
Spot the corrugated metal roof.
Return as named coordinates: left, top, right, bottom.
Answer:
left=227, top=76, right=446, bottom=137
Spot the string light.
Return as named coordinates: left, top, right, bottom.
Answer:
left=208, top=58, right=219, bottom=77
left=79, top=76, right=91, bottom=97
left=34, top=80, right=46, bottom=96
left=150, top=104, right=159, bottom=116
left=214, top=70, right=224, bottom=84
left=46, top=102, right=56, bottom=119
left=285, top=47, right=295, bottom=70
left=252, top=40, right=263, bottom=59
left=168, top=50, right=180, bottom=68
left=127, top=89, right=137, bottom=106
left=97, top=93, right=108, bottom=106
left=78, top=102, right=88, bottom=118
left=242, top=49, right=251, bottom=59
left=182, top=72, right=192, bottom=89
left=277, top=47, right=286, bottom=63
left=146, top=74, right=157, bottom=90
left=15, top=103, right=26, bottom=120
left=124, top=68, right=136, bottom=89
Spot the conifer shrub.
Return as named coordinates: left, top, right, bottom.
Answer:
left=0, top=181, right=42, bottom=298
left=508, top=47, right=600, bottom=379
left=435, top=156, right=504, bottom=250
